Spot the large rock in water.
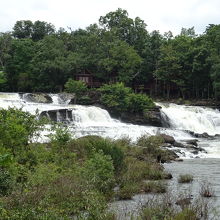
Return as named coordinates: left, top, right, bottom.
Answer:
left=24, top=93, right=52, bottom=103
left=119, top=106, right=163, bottom=127
left=160, top=134, right=175, bottom=144
left=59, top=93, right=75, bottom=104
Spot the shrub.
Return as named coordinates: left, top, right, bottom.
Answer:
left=127, top=92, right=155, bottom=113
left=0, top=168, right=15, bottom=196
left=83, top=151, right=115, bottom=194
left=143, top=181, right=167, bottom=193
left=178, top=174, right=194, bottom=183
left=50, top=126, right=71, bottom=147
left=73, top=136, right=124, bottom=173
left=199, top=181, right=215, bottom=197
left=117, top=183, right=139, bottom=200
left=99, top=82, right=154, bottom=115
left=137, top=135, right=164, bottom=157
left=0, top=108, right=43, bottom=154
left=99, top=82, right=131, bottom=113
left=64, top=79, right=87, bottom=103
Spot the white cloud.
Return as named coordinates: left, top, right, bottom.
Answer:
left=1, top=0, right=220, bottom=35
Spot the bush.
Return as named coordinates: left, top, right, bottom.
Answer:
left=199, top=181, right=215, bottom=197
left=50, top=126, right=71, bottom=147
left=83, top=151, right=115, bottom=194
left=73, top=136, right=124, bottom=173
left=127, top=92, right=155, bottom=113
left=0, top=169, right=14, bottom=196
left=142, top=181, right=167, bottom=193
left=117, top=184, right=139, bottom=200
left=64, top=79, right=87, bottom=103
left=99, top=82, right=154, bottom=115
left=178, top=174, right=194, bottom=183
left=0, top=108, right=43, bottom=154
left=99, top=82, right=131, bottom=113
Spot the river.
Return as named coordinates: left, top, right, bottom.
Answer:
left=1, top=92, right=220, bottom=218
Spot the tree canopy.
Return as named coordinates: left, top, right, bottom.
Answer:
left=1, top=10, right=220, bottom=99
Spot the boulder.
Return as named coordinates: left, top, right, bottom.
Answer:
left=173, top=141, right=185, bottom=148
left=175, top=158, right=184, bottom=162
left=160, top=143, right=172, bottom=148
left=160, top=134, right=175, bottom=144
left=195, top=132, right=210, bottom=138
left=117, top=106, right=163, bottom=127
left=185, top=139, right=198, bottom=146
left=142, top=106, right=163, bottom=127
left=24, top=93, right=52, bottom=103
left=59, top=93, right=75, bottom=104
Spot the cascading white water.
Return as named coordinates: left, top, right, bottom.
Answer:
left=69, top=105, right=192, bottom=142
left=1, top=92, right=220, bottom=158
left=158, top=102, right=220, bottom=135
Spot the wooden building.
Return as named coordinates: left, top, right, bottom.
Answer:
left=74, top=69, right=102, bottom=88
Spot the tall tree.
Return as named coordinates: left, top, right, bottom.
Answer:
left=13, top=20, right=33, bottom=39
left=31, top=36, right=70, bottom=92
left=5, top=38, right=35, bottom=91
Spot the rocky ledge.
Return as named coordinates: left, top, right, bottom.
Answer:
left=118, top=106, right=163, bottom=127
left=22, top=93, right=52, bottom=103
left=159, top=134, right=207, bottom=157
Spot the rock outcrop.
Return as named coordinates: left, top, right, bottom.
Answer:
left=23, top=93, right=52, bottom=103
left=118, top=106, right=163, bottom=127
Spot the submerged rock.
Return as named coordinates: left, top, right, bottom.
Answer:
left=173, top=141, right=185, bottom=148
left=185, top=139, right=198, bottom=146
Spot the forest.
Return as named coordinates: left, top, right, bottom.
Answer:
left=1, top=8, right=220, bottom=100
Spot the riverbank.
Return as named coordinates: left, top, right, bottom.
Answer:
left=0, top=108, right=178, bottom=219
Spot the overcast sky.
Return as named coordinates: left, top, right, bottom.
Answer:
left=1, top=0, right=220, bottom=35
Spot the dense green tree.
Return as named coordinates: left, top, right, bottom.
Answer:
left=98, top=39, right=142, bottom=84
left=13, top=20, right=33, bottom=39
left=1, top=13, right=220, bottom=100
left=0, top=32, right=12, bottom=70
left=31, top=36, right=70, bottom=91
left=154, top=42, right=181, bottom=99
left=5, top=38, right=35, bottom=91
left=13, top=20, right=55, bottom=41
left=32, top=20, right=55, bottom=41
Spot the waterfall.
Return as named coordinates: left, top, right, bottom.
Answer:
left=1, top=92, right=220, bottom=158
left=158, top=103, right=220, bottom=135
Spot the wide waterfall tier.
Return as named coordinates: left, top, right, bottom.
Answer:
left=68, top=105, right=193, bottom=141
left=158, top=102, right=220, bottom=135
left=2, top=92, right=220, bottom=158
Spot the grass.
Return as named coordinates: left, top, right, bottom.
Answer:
left=200, top=181, right=215, bottom=197
left=142, top=181, right=167, bottom=193
left=178, top=174, right=194, bottom=183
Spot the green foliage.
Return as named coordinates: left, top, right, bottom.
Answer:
left=50, top=126, right=71, bottom=147
left=71, top=136, right=125, bottom=173
left=0, top=12, right=219, bottom=100
left=0, top=71, right=7, bottom=90
left=178, top=174, right=194, bottom=183
left=0, top=152, right=13, bottom=168
left=142, top=181, right=167, bottom=193
left=99, top=82, right=154, bottom=115
left=0, top=169, right=15, bottom=196
left=99, top=82, right=131, bottom=113
left=137, top=135, right=164, bottom=157
left=0, top=108, right=189, bottom=219
left=83, top=151, right=115, bottom=193
left=13, top=20, right=55, bottom=41
left=64, top=78, right=87, bottom=95
left=0, top=108, right=43, bottom=154
left=127, top=93, right=155, bottom=113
